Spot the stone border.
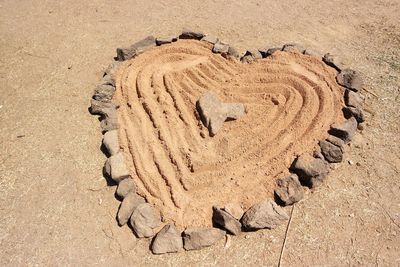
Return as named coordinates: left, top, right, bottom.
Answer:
left=89, top=29, right=365, bottom=254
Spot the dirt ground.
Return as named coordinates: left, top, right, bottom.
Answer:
left=0, top=0, right=399, bottom=266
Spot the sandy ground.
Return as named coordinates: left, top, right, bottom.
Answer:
left=0, top=0, right=399, bottom=266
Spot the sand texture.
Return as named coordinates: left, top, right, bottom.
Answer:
left=114, top=40, right=344, bottom=228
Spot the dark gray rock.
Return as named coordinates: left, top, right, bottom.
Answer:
left=227, top=46, right=240, bottom=59
left=241, top=199, right=289, bottom=230
left=102, top=129, right=120, bottom=156
left=117, top=192, right=145, bottom=226
left=212, top=42, right=229, bottom=54
left=291, top=154, right=330, bottom=188
left=345, top=90, right=364, bottom=109
left=182, top=228, right=225, bottom=250
left=130, top=203, right=161, bottom=238
left=282, top=43, right=305, bottom=53
left=319, top=140, right=343, bottom=163
left=196, top=91, right=245, bottom=136
left=329, top=117, right=358, bottom=143
left=326, top=134, right=345, bottom=148
left=241, top=49, right=262, bottom=63
left=156, top=36, right=178, bottom=46
left=337, top=69, right=364, bottom=92
left=259, top=47, right=280, bottom=58
left=275, top=174, right=304, bottom=206
left=223, top=203, right=244, bottom=220
left=179, top=29, right=204, bottom=40
left=212, top=207, right=242, bottom=235
left=323, top=53, right=345, bottom=71
left=104, top=152, right=130, bottom=183
left=201, top=35, right=219, bottom=45
left=151, top=224, right=183, bottom=254
left=116, top=178, right=135, bottom=199
left=343, top=106, right=365, bottom=123
left=116, top=36, right=156, bottom=61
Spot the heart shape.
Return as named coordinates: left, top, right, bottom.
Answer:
left=113, top=40, right=344, bottom=228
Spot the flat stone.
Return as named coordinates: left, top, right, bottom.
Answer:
left=117, top=192, right=145, bottom=226
left=282, top=43, right=305, bottom=53
left=304, top=48, right=322, bottom=58
left=182, top=228, right=225, bottom=251
left=116, top=36, right=156, bottom=61
left=212, top=42, right=229, bottom=54
left=275, top=174, right=304, bottom=206
left=241, top=199, right=289, bottom=230
left=212, top=207, right=242, bottom=235
left=179, top=29, right=204, bottom=40
left=151, top=224, right=183, bottom=254
left=259, top=47, right=280, bottom=58
left=116, top=178, right=136, bottom=199
left=291, top=154, right=330, bottom=188
left=241, top=49, right=262, bottom=63
left=345, top=90, right=364, bottom=109
left=227, top=46, right=240, bottom=59
left=104, top=152, right=130, bottom=183
left=343, top=106, right=365, bottom=123
left=319, top=140, right=343, bottom=163
left=223, top=203, right=244, bottom=220
left=89, top=99, right=116, bottom=116
left=201, top=35, right=219, bottom=45
left=130, top=203, right=161, bottom=238
left=323, top=53, right=345, bottom=71
left=329, top=117, right=358, bottom=143
left=102, top=130, right=120, bottom=156
left=326, top=134, right=345, bottom=148
left=196, top=91, right=245, bottom=136
left=337, top=69, right=364, bottom=92
left=156, top=36, right=177, bottom=46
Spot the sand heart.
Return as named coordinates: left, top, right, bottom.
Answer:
left=113, top=39, right=344, bottom=228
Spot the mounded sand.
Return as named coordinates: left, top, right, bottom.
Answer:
left=114, top=39, right=345, bottom=228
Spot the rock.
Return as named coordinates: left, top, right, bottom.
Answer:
left=179, top=29, right=204, bottom=40
left=116, top=178, right=135, bottom=198
left=93, top=84, right=115, bottom=102
left=104, top=152, right=130, bottom=183
left=151, top=224, right=183, bottom=254
left=130, top=203, right=161, bottom=238
left=282, top=43, right=305, bottom=53
left=103, top=61, right=121, bottom=77
left=241, top=200, right=289, bottom=230
left=343, top=106, right=365, bottom=123
left=201, top=35, right=219, bottom=45
left=116, top=36, right=156, bottom=61
left=212, top=42, right=229, bottom=54
left=336, top=69, right=364, bottom=92
left=345, top=90, right=364, bottom=109
left=241, top=49, right=262, bottom=63
left=259, top=47, right=280, bottom=58
left=291, top=154, right=330, bottom=188
left=89, top=99, right=116, bottom=116
left=99, top=74, right=115, bottom=86
left=102, top=130, right=120, bottom=156
left=304, top=49, right=322, bottom=58
left=323, top=53, right=345, bottom=71
left=196, top=91, right=245, bottom=136
left=182, top=228, right=225, bottom=250
left=329, top=117, right=358, bottom=143
left=227, top=46, right=240, bottom=59
left=326, top=134, right=345, bottom=148
left=275, top=174, right=304, bottom=205
left=319, top=140, right=343, bottom=163
left=223, top=203, right=244, bottom=220
left=100, top=111, right=119, bottom=132
left=212, top=207, right=242, bottom=235
left=156, top=36, right=178, bottom=46
left=117, top=192, right=145, bottom=226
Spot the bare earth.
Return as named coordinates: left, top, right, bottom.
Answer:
left=0, top=0, right=399, bottom=266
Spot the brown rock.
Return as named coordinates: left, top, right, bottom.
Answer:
left=291, top=154, right=330, bottom=188
left=241, top=199, right=289, bottom=230
left=282, top=43, right=305, bottom=53
left=117, top=192, right=145, bottom=226
left=326, top=134, right=345, bottom=148
left=227, top=46, right=240, bottom=59
left=100, top=111, right=119, bottom=132
left=212, top=42, right=229, bottom=54
left=104, top=152, right=130, bottom=183
left=116, top=36, right=156, bottom=61
left=201, top=35, right=219, bottom=45
left=329, top=117, right=358, bottom=143
left=93, top=84, right=115, bottom=102
left=336, top=68, right=363, bottom=92
left=323, top=53, right=345, bottom=71
left=304, top=48, right=322, bottom=58
left=241, top=49, right=262, bottom=63
left=116, top=178, right=135, bottom=198
left=345, top=90, right=364, bottom=109
left=212, top=207, right=242, bottom=235
left=89, top=99, right=116, bottom=116
left=179, top=29, right=204, bottom=40
left=196, top=91, right=245, bottom=136
left=130, top=203, right=161, bottom=238
left=151, top=224, right=183, bottom=254
left=182, top=228, right=225, bottom=250
left=343, top=106, right=365, bottom=123
left=156, top=36, right=178, bottom=46
left=275, top=174, right=304, bottom=206
left=259, top=47, right=280, bottom=58
left=223, top=203, right=244, bottom=220
left=102, top=130, right=120, bottom=156
left=319, top=140, right=343, bottom=163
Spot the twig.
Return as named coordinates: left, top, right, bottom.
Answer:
left=278, top=204, right=295, bottom=267
left=362, top=87, right=378, bottom=98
